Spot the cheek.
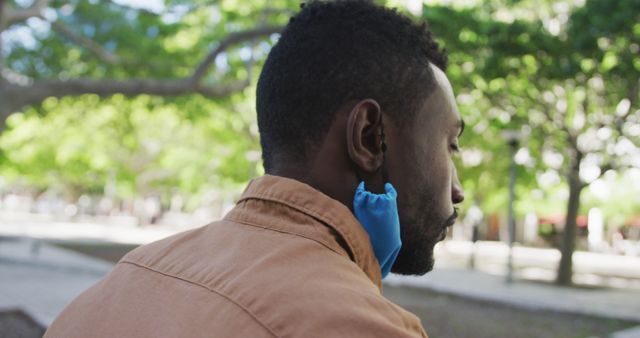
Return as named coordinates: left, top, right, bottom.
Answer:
left=405, top=143, right=449, bottom=190
left=405, top=148, right=453, bottom=213
left=387, top=131, right=450, bottom=205
left=389, top=144, right=434, bottom=204
left=388, top=142, right=425, bottom=187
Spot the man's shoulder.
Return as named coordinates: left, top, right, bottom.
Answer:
left=119, top=220, right=425, bottom=337
left=119, top=217, right=344, bottom=285
left=47, top=219, right=426, bottom=337
left=119, top=217, right=369, bottom=295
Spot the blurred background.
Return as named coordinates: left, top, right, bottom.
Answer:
left=0, top=0, right=639, bottom=337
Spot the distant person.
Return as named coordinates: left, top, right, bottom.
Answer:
left=45, top=1, right=464, bottom=337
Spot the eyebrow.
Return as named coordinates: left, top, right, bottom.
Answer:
left=457, top=119, right=465, bottom=137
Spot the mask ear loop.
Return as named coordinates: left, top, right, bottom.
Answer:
left=380, top=116, right=390, bottom=183
left=353, top=166, right=363, bottom=182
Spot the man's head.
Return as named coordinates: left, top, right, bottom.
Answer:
left=256, top=0, right=464, bottom=275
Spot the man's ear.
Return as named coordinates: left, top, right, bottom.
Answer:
left=346, top=99, right=385, bottom=174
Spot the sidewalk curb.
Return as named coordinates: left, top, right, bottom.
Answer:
left=0, top=256, right=111, bottom=276
left=610, top=325, right=640, bottom=338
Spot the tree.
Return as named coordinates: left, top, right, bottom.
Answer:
left=0, top=0, right=288, bottom=130
left=424, top=0, right=639, bottom=285
left=0, top=0, right=298, bottom=203
left=549, top=0, right=639, bottom=285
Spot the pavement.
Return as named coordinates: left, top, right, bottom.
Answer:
left=1, top=222, right=640, bottom=336
left=0, top=212, right=184, bottom=245
left=0, top=238, right=113, bottom=328
left=385, top=269, right=640, bottom=322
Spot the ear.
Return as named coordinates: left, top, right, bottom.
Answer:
left=346, top=99, right=385, bottom=174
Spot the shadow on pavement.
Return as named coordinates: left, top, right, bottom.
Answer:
left=0, top=310, right=45, bottom=338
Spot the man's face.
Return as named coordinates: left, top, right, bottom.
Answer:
left=387, top=65, right=465, bottom=275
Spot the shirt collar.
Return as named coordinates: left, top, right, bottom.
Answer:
left=233, top=174, right=382, bottom=288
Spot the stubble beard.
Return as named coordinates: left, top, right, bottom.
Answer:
left=391, top=195, right=457, bottom=276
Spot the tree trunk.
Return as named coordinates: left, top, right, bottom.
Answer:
left=556, top=150, right=584, bottom=286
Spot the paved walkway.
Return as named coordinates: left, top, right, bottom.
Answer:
left=385, top=270, right=640, bottom=322
left=1, top=237, right=639, bottom=333
left=434, top=241, right=640, bottom=288
left=0, top=238, right=112, bottom=328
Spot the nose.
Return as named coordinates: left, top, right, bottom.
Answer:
left=451, top=166, right=464, bottom=204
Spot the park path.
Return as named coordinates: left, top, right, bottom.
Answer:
left=2, top=237, right=640, bottom=329
left=2, top=216, right=640, bottom=337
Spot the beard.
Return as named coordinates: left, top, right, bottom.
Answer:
left=391, top=195, right=458, bottom=276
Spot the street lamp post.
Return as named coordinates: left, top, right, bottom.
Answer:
left=502, top=129, right=522, bottom=284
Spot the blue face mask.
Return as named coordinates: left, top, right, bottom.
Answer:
left=353, top=181, right=402, bottom=279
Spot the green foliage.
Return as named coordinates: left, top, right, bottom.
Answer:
left=424, top=0, right=639, bottom=218
left=0, top=91, right=259, bottom=199
left=0, top=0, right=637, bottom=222
left=1, top=0, right=297, bottom=201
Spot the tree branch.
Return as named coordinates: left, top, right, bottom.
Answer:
left=190, top=25, right=282, bottom=83
left=0, top=22, right=283, bottom=130
left=0, top=0, right=5, bottom=83
left=530, top=77, right=576, bottom=140
left=51, top=21, right=121, bottom=64
left=261, top=7, right=296, bottom=17
left=583, top=160, right=637, bottom=189
left=1, top=67, right=32, bottom=86
left=615, top=78, right=639, bottom=129
left=4, top=77, right=247, bottom=106
left=540, top=104, right=580, bottom=153
left=1, top=0, right=50, bottom=30
left=104, top=0, right=201, bottom=17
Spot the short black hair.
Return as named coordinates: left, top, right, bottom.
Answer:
left=256, top=0, right=447, bottom=171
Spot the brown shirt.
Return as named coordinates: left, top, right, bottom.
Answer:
left=45, top=175, right=428, bottom=338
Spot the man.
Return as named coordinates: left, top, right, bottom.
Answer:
left=45, top=1, right=464, bottom=337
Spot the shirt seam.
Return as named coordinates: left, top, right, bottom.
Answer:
left=238, top=193, right=348, bottom=233
left=236, top=194, right=363, bottom=264
left=118, top=260, right=280, bottom=338
left=225, top=213, right=348, bottom=259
